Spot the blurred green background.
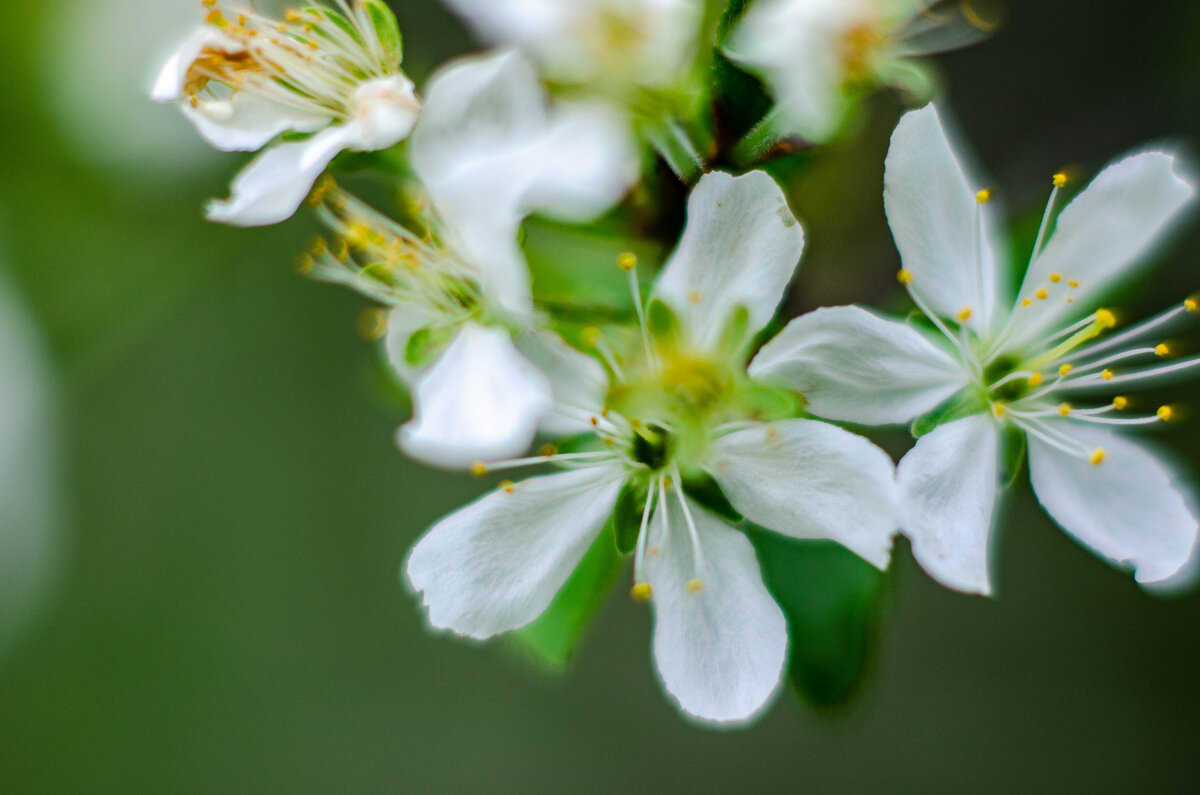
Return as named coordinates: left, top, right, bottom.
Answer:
left=2, top=0, right=1199, bottom=791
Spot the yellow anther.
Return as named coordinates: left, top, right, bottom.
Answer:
left=1028, top=372, right=1044, bottom=387
left=686, top=578, right=705, bottom=594
left=201, top=0, right=217, bottom=7
left=1036, top=288, right=1049, bottom=300
left=1059, top=364, right=1073, bottom=377
left=1058, top=402, right=1072, bottom=416
left=992, top=403, right=1007, bottom=418
left=631, top=583, right=653, bottom=603
left=1068, top=280, right=1080, bottom=288
left=1095, top=308, right=1117, bottom=328
left=1090, top=448, right=1106, bottom=466
left=1021, top=298, right=1032, bottom=307
left=617, top=252, right=638, bottom=271
left=205, top=9, right=230, bottom=28
left=589, top=416, right=600, bottom=428
left=1156, top=343, right=1171, bottom=357
left=501, top=481, right=515, bottom=494
left=539, top=443, right=558, bottom=458
left=1186, top=298, right=1198, bottom=313
left=956, top=307, right=973, bottom=323
left=1112, top=396, right=1129, bottom=411
left=356, top=307, right=387, bottom=341
left=687, top=290, right=702, bottom=304
left=975, top=188, right=992, bottom=204
left=285, top=9, right=302, bottom=22
left=1157, top=405, right=1175, bottom=422
left=1101, top=369, right=1114, bottom=381
left=1052, top=172, right=1068, bottom=188
left=470, top=461, right=488, bottom=478
left=1066, top=296, right=1076, bottom=303
left=765, top=426, right=779, bottom=442
left=1049, top=273, right=1063, bottom=283
left=295, top=255, right=314, bottom=274
left=896, top=269, right=914, bottom=286
left=580, top=326, right=602, bottom=346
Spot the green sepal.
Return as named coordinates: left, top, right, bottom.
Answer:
left=364, top=0, right=404, bottom=63
left=306, top=6, right=365, bottom=47
left=715, top=304, right=751, bottom=361
left=404, top=325, right=454, bottom=369
left=910, top=392, right=981, bottom=438
left=747, top=530, right=887, bottom=708
left=553, top=432, right=607, bottom=456
left=681, top=472, right=742, bottom=524
left=999, top=424, right=1027, bottom=490
left=612, top=477, right=651, bottom=556
left=510, top=527, right=623, bottom=668
left=647, top=298, right=681, bottom=349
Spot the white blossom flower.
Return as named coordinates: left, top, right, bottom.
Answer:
left=152, top=0, right=420, bottom=226
left=726, top=0, right=992, bottom=143
left=405, top=170, right=900, bottom=724
left=307, top=50, right=635, bottom=469
left=440, top=0, right=703, bottom=96
left=751, top=103, right=1199, bottom=594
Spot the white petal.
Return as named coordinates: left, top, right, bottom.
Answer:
left=1011, top=152, right=1195, bottom=345
left=406, top=465, right=625, bottom=639
left=150, top=27, right=239, bottom=102
left=411, top=49, right=548, bottom=192
left=1028, top=424, right=1198, bottom=585
left=205, top=124, right=353, bottom=227
left=749, top=305, right=966, bottom=424
left=707, top=419, right=899, bottom=569
left=645, top=496, right=787, bottom=725
left=653, top=171, right=805, bottom=350
left=513, top=329, right=608, bottom=435
left=346, top=75, right=422, bottom=151
left=897, top=414, right=998, bottom=595
left=400, top=323, right=553, bottom=469
left=182, top=93, right=329, bottom=153
left=725, top=0, right=857, bottom=142
left=884, top=104, right=1003, bottom=333
left=412, top=50, right=635, bottom=320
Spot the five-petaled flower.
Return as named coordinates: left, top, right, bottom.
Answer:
left=727, top=0, right=992, bottom=143
left=152, top=0, right=420, bottom=226
left=306, top=49, right=636, bottom=468
left=405, top=170, right=901, bottom=724
left=752, top=103, right=1200, bottom=594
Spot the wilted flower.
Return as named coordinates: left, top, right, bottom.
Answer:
left=752, top=104, right=1199, bottom=593
left=726, top=0, right=993, bottom=143
left=306, top=50, right=636, bottom=469
left=405, top=170, right=900, bottom=724
left=152, top=0, right=420, bottom=226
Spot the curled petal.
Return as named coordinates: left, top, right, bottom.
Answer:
left=399, top=323, right=552, bottom=469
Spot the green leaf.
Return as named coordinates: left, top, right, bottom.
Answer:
left=364, top=0, right=403, bottom=63
left=747, top=531, right=887, bottom=708
left=510, top=528, right=623, bottom=668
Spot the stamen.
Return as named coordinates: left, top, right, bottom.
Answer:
left=1090, top=448, right=1106, bottom=466
left=1068, top=356, right=1200, bottom=388
left=1113, top=396, right=1129, bottom=411
left=897, top=269, right=914, bottom=286
left=619, top=253, right=657, bottom=370
left=632, top=479, right=659, bottom=595
left=582, top=327, right=627, bottom=381
left=1157, top=405, right=1176, bottom=422
left=630, top=582, right=652, bottom=602
left=672, top=466, right=706, bottom=589
left=1030, top=175, right=1064, bottom=262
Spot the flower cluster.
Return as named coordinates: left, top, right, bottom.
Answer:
left=156, top=0, right=1199, bottom=726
